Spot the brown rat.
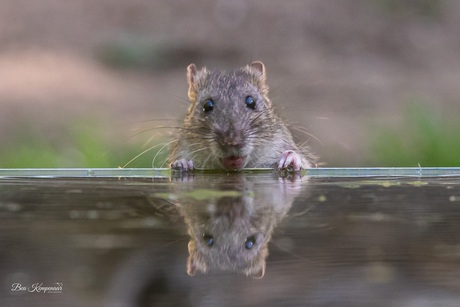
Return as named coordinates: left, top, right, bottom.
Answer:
left=169, top=61, right=316, bottom=172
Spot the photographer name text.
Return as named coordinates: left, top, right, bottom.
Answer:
left=11, top=282, right=63, bottom=294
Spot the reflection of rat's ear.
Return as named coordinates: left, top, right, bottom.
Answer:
left=186, top=254, right=197, bottom=276
left=187, top=240, right=207, bottom=276
left=250, top=261, right=266, bottom=279
left=247, top=244, right=268, bottom=279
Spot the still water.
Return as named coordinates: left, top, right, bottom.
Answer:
left=1, top=172, right=460, bottom=306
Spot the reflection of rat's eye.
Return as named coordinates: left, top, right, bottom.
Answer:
left=203, top=233, right=214, bottom=247
left=244, top=235, right=256, bottom=249
left=203, top=99, right=214, bottom=113
left=245, top=96, right=256, bottom=110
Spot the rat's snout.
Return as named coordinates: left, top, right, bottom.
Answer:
left=215, top=120, right=245, bottom=150
left=222, top=136, right=243, bottom=149
left=220, top=129, right=244, bottom=150
left=214, top=121, right=249, bottom=171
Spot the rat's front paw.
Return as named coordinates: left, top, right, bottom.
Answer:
left=277, top=150, right=303, bottom=172
left=170, top=159, right=194, bottom=171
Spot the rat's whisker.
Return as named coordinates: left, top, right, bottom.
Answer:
left=152, top=139, right=178, bottom=167
left=187, top=146, right=210, bottom=158
left=128, top=126, right=185, bottom=139
left=290, top=126, right=322, bottom=145
left=199, top=152, right=214, bottom=169
left=122, top=143, right=167, bottom=168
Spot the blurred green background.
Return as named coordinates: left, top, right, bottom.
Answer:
left=1, top=0, right=459, bottom=168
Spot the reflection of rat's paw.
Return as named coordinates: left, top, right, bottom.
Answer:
left=277, top=150, right=303, bottom=172
left=170, top=159, right=194, bottom=171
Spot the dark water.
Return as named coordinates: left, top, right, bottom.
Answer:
left=1, top=173, right=460, bottom=306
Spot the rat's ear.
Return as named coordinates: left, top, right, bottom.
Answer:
left=187, top=63, right=206, bottom=102
left=187, top=63, right=198, bottom=86
left=249, top=61, right=269, bottom=97
left=250, top=61, right=266, bottom=81
left=187, top=64, right=198, bottom=102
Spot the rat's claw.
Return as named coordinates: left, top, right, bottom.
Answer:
left=277, top=150, right=303, bottom=172
left=170, top=159, right=194, bottom=171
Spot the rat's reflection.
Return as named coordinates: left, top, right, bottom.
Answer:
left=105, top=174, right=307, bottom=306
left=171, top=173, right=304, bottom=278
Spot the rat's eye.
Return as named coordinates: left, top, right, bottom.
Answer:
left=203, top=233, right=214, bottom=247
left=203, top=99, right=214, bottom=113
left=244, top=235, right=256, bottom=249
left=245, top=96, right=256, bottom=110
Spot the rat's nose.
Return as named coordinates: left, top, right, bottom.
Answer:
left=221, top=131, right=244, bottom=149
left=216, top=121, right=245, bottom=150
left=223, top=139, right=243, bottom=148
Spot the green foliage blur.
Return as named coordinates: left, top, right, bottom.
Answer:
left=0, top=120, right=167, bottom=169
left=369, top=103, right=460, bottom=167
left=376, top=0, right=444, bottom=19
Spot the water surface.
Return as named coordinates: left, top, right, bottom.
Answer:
left=1, top=173, right=460, bottom=306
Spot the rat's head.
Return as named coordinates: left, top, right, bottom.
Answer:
left=185, top=62, right=274, bottom=171
left=185, top=195, right=270, bottom=278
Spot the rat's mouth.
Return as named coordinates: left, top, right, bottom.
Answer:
left=221, top=156, right=245, bottom=171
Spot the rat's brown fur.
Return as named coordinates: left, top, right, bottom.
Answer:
left=169, top=61, right=315, bottom=171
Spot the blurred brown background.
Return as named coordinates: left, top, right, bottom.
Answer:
left=1, top=0, right=460, bottom=167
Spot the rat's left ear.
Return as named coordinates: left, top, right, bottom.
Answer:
left=250, top=61, right=266, bottom=81
left=249, top=61, right=269, bottom=97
